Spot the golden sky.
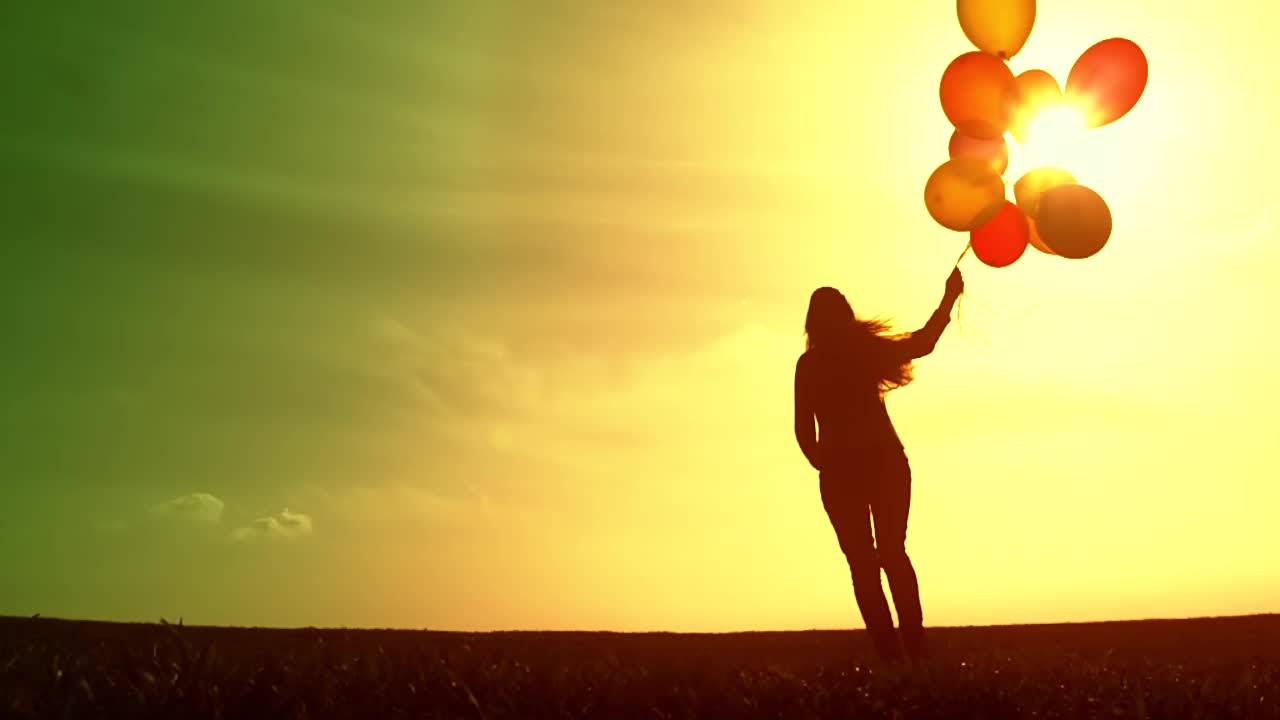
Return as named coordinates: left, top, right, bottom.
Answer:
left=3, top=0, right=1278, bottom=631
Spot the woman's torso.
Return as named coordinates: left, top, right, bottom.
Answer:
left=805, top=344, right=905, bottom=467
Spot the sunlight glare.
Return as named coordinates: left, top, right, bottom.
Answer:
left=1006, top=105, right=1089, bottom=190
left=1027, top=105, right=1087, bottom=147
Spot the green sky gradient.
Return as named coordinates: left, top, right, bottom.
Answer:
left=3, top=1, right=811, bottom=628
left=3, top=1, right=517, bottom=624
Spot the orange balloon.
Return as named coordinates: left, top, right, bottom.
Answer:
left=1066, top=38, right=1148, bottom=128
left=957, top=0, right=1037, bottom=60
left=1036, top=184, right=1113, bottom=259
left=1013, top=167, right=1076, bottom=219
left=1026, top=217, right=1057, bottom=255
left=940, top=52, right=1019, bottom=140
left=948, top=131, right=1009, bottom=175
left=971, top=201, right=1029, bottom=268
left=1010, top=70, right=1063, bottom=144
left=923, top=157, right=1006, bottom=232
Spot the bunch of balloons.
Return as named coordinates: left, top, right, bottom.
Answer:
left=924, top=0, right=1148, bottom=267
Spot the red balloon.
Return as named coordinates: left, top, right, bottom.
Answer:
left=948, top=131, right=1009, bottom=175
left=1065, top=38, right=1148, bottom=128
left=940, top=52, right=1019, bottom=140
left=971, top=201, right=1030, bottom=268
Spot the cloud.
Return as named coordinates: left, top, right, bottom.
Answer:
left=150, top=493, right=225, bottom=526
left=145, top=494, right=315, bottom=543
left=231, top=508, right=314, bottom=541
left=353, top=315, right=802, bottom=514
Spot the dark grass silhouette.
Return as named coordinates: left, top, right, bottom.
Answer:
left=3, top=614, right=1278, bottom=719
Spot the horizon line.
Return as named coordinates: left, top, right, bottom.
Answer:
left=4, top=612, right=1277, bottom=635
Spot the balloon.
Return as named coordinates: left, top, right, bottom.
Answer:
left=1026, top=217, right=1057, bottom=255
left=924, top=157, right=1006, bottom=232
left=1010, top=69, right=1062, bottom=144
left=1035, top=184, right=1113, bottom=259
left=948, top=130, right=1009, bottom=175
left=1013, top=167, right=1076, bottom=219
left=940, top=52, right=1019, bottom=140
left=1065, top=38, right=1148, bottom=128
left=971, top=201, right=1030, bottom=268
left=957, top=0, right=1037, bottom=60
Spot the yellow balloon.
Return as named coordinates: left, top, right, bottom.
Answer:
left=924, top=157, right=1006, bottom=232
left=957, top=0, right=1037, bottom=60
left=1036, top=183, right=1112, bottom=259
left=1010, top=69, right=1062, bottom=144
left=1013, top=167, right=1076, bottom=219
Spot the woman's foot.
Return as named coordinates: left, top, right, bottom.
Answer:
left=871, top=633, right=905, bottom=664
left=901, top=628, right=928, bottom=663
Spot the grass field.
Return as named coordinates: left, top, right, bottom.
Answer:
left=2, top=614, right=1277, bottom=719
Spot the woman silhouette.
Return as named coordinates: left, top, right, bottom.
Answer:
left=794, top=267, right=963, bottom=662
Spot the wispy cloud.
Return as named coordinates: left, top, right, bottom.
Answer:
left=147, top=494, right=315, bottom=544
left=231, top=509, right=314, bottom=541
left=150, top=493, right=225, bottom=526
left=352, top=314, right=800, bottom=515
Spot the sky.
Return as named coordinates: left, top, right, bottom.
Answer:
left=2, top=1, right=1278, bottom=632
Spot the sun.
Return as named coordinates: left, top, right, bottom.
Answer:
left=1026, top=105, right=1087, bottom=147
left=1005, top=105, right=1088, bottom=190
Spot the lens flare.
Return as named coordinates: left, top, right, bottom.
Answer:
left=1006, top=105, right=1088, bottom=192
left=1027, top=105, right=1087, bottom=144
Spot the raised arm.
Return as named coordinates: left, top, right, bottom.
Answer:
left=896, top=268, right=964, bottom=361
left=794, top=354, right=821, bottom=471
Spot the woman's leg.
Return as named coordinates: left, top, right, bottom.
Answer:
left=820, top=471, right=902, bottom=661
left=869, top=449, right=924, bottom=658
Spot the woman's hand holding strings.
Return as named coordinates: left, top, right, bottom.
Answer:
left=945, top=267, right=964, bottom=301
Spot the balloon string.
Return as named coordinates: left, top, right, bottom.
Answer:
left=950, top=241, right=989, bottom=348
left=954, top=291, right=990, bottom=348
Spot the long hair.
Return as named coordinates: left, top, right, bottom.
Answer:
left=804, top=286, right=914, bottom=393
